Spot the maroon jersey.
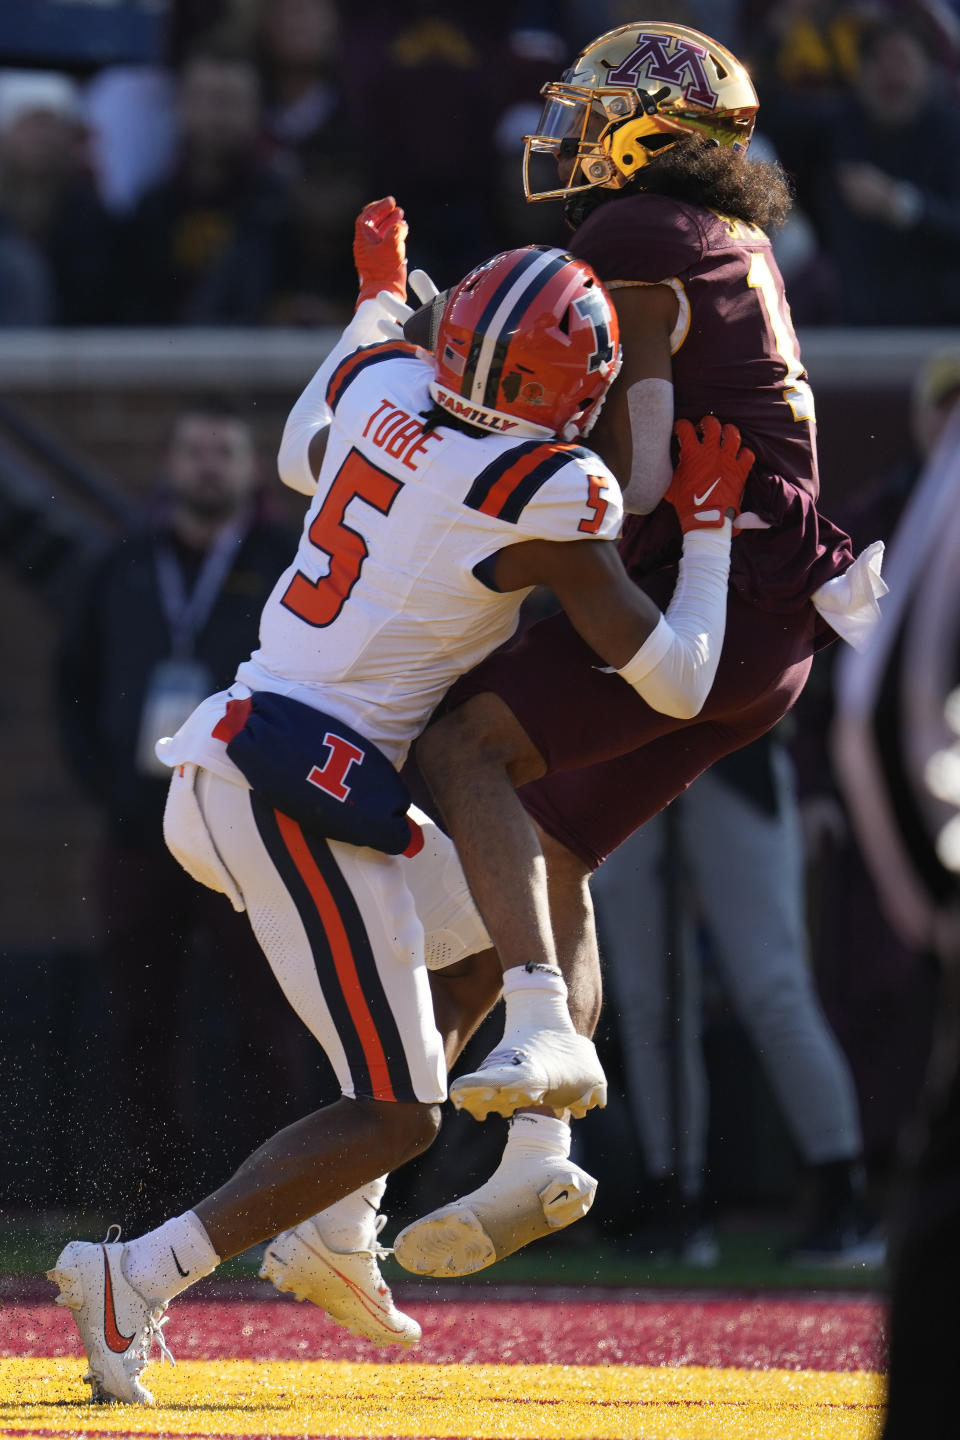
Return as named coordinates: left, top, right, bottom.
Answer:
left=570, top=192, right=853, bottom=610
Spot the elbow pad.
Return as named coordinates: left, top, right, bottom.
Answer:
left=617, top=524, right=732, bottom=718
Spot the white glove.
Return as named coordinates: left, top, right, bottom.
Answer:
left=353, top=290, right=413, bottom=342
left=811, top=540, right=888, bottom=651
left=409, top=268, right=439, bottom=305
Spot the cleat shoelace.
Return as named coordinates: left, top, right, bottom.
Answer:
left=351, top=1211, right=393, bottom=1263
left=139, top=1310, right=175, bottom=1368
left=479, top=1048, right=528, bottom=1070
left=359, top=1215, right=397, bottom=1301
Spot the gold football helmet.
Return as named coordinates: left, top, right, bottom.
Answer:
left=523, top=22, right=758, bottom=204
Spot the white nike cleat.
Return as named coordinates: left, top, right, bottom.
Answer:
left=393, top=1151, right=598, bottom=1277
left=260, top=1214, right=421, bottom=1348
left=449, top=1030, right=608, bottom=1120
left=46, top=1229, right=174, bottom=1404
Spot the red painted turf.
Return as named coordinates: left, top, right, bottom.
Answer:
left=1, top=1295, right=886, bottom=1371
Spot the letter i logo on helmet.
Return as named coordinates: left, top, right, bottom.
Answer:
left=429, top=246, right=621, bottom=442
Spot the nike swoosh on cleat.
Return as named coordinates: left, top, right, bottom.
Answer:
left=102, top=1247, right=135, bottom=1353
left=170, top=1246, right=189, bottom=1278
left=551, top=1190, right=570, bottom=1203
left=298, top=1234, right=406, bottom=1332
left=693, top=479, right=721, bottom=506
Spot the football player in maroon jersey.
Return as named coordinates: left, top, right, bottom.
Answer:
left=388, top=22, right=887, bottom=1280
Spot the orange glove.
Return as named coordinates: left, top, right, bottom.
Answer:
left=353, top=196, right=408, bottom=310
left=665, top=415, right=755, bottom=532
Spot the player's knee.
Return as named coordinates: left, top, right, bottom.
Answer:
left=418, top=702, right=490, bottom=776
left=538, top=823, right=590, bottom=888
left=383, top=1100, right=442, bottom=1166
left=418, top=693, right=543, bottom=787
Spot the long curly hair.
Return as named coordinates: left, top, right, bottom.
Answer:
left=630, top=138, right=794, bottom=230
left=569, top=139, right=794, bottom=233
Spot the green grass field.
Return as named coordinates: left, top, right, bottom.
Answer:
left=0, top=1207, right=884, bottom=1295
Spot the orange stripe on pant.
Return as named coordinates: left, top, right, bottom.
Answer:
left=274, top=811, right=398, bottom=1101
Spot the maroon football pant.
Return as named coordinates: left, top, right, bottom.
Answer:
left=448, top=570, right=818, bottom=870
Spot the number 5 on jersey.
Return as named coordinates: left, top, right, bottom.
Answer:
left=282, top=449, right=403, bottom=628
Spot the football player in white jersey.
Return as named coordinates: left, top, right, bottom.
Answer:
left=48, top=197, right=753, bottom=1403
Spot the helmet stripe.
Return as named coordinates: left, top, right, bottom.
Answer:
left=461, top=248, right=545, bottom=399
left=480, top=251, right=578, bottom=411
left=462, top=249, right=571, bottom=407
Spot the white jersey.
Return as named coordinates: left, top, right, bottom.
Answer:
left=159, top=338, right=621, bottom=777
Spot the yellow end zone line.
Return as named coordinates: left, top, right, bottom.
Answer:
left=0, top=1358, right=887, bottom=1440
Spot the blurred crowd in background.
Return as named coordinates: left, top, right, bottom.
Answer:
left=1, top=0, right=960, bottom=328
left=3, top=0, right=960, bottom=1275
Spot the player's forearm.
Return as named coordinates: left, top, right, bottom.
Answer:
left=618, top=522, right=731, bottom=718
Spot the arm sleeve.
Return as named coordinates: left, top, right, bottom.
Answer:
left=277, top=295, right=410, bottom=495
left=617, top=523, right=731, bottom=718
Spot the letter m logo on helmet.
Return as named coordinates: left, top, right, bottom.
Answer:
left=523, top=23, right=758, bottom=204
left=606, top=32, right=718, bottom=109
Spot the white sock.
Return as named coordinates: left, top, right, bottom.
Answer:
left=505, top=1112, right=571, bottom=1158
left=502, top=964, right=575, bottom=1033
left=311, top=1176, right=388, bottom=1252
left=122, top=1211, right=220, bottom=1308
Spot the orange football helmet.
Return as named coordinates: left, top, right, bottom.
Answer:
left=429, top=246, right=620, bottom=441
left=523, top=22, right=758, bottom=204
